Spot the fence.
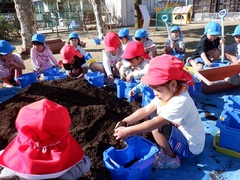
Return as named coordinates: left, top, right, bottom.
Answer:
left=194, top=12, right=240, bottom=22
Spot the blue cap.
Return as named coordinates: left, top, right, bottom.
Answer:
left=170, top=26, right=181, bottom=33
left=118, top=28, right=129, bottom=38
left=32, top=34, right=45, bottom=43
left=232, top=25, right=240, bottom=36
left=69, top=32, right=79, bottom=39
left=135, top=29, right=147, bottom=38
left=0, top=40, right=16, bottom=55
left=204, top=21, right=221, bottom=36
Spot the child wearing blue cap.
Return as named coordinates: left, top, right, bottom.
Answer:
left=31, top=34, right=59, bottom=73
left=134, top=29, right=157, bottom=58
left=118, top=28, right=133, bottom=51
left=0, top=40, right=25, bottom=87
left=164, top=26, right=185, bottom=56
left=187, top=21, right=223, bottom=70
left=67, top=32, right=87, bottom=57
left=224, top=25, right=240, bottom=64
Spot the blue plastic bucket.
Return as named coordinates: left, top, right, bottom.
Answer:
left=93, top=38, right=101, bottom=45
left=84, top=72, right=105, bottom=87
left=17, top=72, right=38, bottom=88
left=103, top=136, right=159, bottom=180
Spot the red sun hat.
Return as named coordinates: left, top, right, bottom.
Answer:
left=104, top=32, right=119, bottom=51
left=60, top=44, right=83, bottom=64
left=0, top=99, right=84, bottom=179
left=121, top=41, right=150, bottom=60
left=141, top=54, right=194, bottom=86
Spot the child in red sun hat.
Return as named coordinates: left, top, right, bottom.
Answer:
left=120, top=41, right=150, bottom=82
left=0, top=99, right=90, bottom=179
left=114, top=54, right=205, bottom=170
left=89, top=32, right=128, bottom=86
left=60, top=44, right=88, bottom=78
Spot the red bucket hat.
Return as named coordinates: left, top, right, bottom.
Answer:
left=104, top=32, right=119, bottom=51
left=141, top=54, right=194, bottom=86
left=0, top=99, right=84, bottom=179
left=121, top=41, right=150, bottom=60
left=60, top=44, right=83, bottom=64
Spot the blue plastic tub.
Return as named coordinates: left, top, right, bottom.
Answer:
left=216, top=110, right=240, bottom=152
left=93, top=38, right=101, bottom=45
left=141, top=86, right=154, bottom=107
left=223, top=96, right=240, bottom=112
left=17, top=72, right=38, bottom=88
left=84, top=72, right=105, bottom=87
left=114, top=79, right=139, bottom=102
left=103, top=136, right=159, bottom=180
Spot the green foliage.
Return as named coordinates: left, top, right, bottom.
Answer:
left=0, top=15, right=17, bottom=39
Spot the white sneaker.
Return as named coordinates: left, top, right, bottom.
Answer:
left=152, top=150, right=180, bottom=169
left=0, top=168, right=15, bottom=178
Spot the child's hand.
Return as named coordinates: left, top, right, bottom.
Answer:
left=220, top=38, right=225, bottom=44
left=204, top=59, right=212, bottom=66
left=107, top=75, right=114, bottom=86
left=128, top=90, right=135, bottom=97
left=115, top=120, right=127, bottom=129
left=126, top=73, right=133, bottom=82
left=114, top=126, right=130, bottom=140
left=224, top=77, right=230, bottom=82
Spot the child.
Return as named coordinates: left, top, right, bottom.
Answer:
left=60, top=44, right=88, bottom=78
left=164, top=26, right=185, bottom=56
left=89, top=32, right=125, bottom=85
left=134, top=29, right=157, bottom=58
left=31, top=33, right=60, bottom=73
left=114, top=54, right=205, bottom=169
left=187, top=21, right=223, bottom=71
left=224, top=24, right=240, bottom=64
left=118, top=28, right=133, bottom=51
left=0, top=40, right=25, bottom=87
left=0, top=98, right=91, bottom=179
left=67, top=32, right=87, bottom=57
left=120, top=41, right=150, bottom=82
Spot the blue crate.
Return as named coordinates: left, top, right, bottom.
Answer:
left=223, top=96, right=240, bottom=112
left=216, top=110, right=240, bottom=152
left=84, top=72, right=105, bottom=87
left=103, top=136, right=159, bottom=180
left=141, top=86, right=154, bottom=107
left=17, top=72, right=38, bottom=88
left=114, top=79, right=139, bottom=102
left=203, top=60, right=231, bottom=69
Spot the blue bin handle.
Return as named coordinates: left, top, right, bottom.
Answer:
left=105, top=157, right=121, bottom=169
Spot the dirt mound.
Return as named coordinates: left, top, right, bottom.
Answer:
left=0, top=78, right=146, bottom=179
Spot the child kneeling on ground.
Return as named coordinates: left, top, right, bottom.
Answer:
left=114, top=54, right=205, bottom=169
left=0, top=40, right=26, bottom=87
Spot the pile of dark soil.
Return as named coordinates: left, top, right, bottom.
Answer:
left=0, top=78, right=151, bottom=179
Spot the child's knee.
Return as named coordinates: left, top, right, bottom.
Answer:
left=208, top=48, right=221, bottom=60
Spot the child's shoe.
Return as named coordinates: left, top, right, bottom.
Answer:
left=152, top=150, right=180, bottom=169
left=3, top=83, right=13, bottom=88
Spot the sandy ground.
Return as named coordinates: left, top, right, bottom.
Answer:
left=7, top=20, right=240, bottom=75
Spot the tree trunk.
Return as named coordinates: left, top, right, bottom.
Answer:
left=134, top=0, right=142, bottom=30
left=13, top=0, right=37, bottom=58
left=88, top=0, right=105, bottom=39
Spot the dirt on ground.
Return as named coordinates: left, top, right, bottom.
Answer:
left=0, top=78, right=154, bottom=179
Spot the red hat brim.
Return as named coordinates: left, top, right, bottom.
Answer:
left=0, top=134, right=83, bottom=179
left=141, top=69, right=194, bottom=86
